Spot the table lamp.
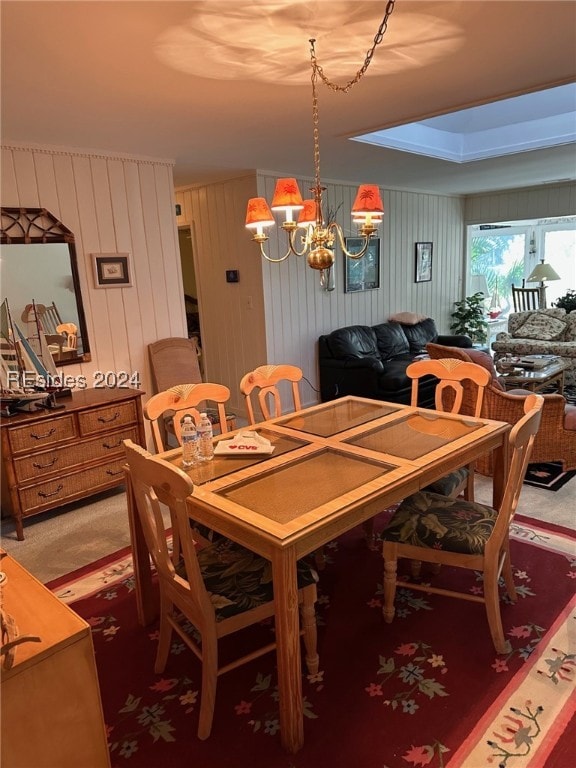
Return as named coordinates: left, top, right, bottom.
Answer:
left=526, top=260, right=561, bottom=308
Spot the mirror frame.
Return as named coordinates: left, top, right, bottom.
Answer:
left=1, top=206, right=91, bottom=364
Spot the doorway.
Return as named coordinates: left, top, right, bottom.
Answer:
left=178, top=226, right=203, bottom=373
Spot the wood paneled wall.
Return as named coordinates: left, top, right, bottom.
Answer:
left=464, top=182, right=576, bottom=224
left=1, top=143, right=186, bottom=421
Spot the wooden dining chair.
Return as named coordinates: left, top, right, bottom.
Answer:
left=407, top=358, right=492, bottom=502
left=144, top=382, right=232, bottom=452
left=511, top=279, right=541, bottom=312
left=380, top=394, right=543, bottom=654
left=123, top=439, right=319, bottom=740
left=240, top=364, right=303, bottom=424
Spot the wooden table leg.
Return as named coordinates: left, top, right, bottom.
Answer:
left=125, top=469, right=157, bottom=626
left=271, top=546, right=304, bottom=753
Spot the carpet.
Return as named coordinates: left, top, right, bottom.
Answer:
left=50, top=513, right=576, bottom=768
left=524, top=461, right=576, bottom=491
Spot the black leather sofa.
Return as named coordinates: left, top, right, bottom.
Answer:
left=318, top=317, right=472, bottom=406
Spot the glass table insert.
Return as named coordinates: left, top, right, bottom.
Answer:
left=277, top=398, right=401, bottom=437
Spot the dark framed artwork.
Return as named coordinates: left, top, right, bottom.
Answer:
left=415, top=242, right=433, bottom=283
left=344, top=238, right=380, bottom=293
left=92, top=253, right=132, bottom=288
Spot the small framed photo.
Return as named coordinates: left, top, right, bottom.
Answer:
left=344, top=238, right=380, bottom=293
left=415, top=242, right=433, bottom=283
left=92, top=253, right=132, bottom=288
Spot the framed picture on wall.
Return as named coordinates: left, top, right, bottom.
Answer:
left=415, top=242, right=433, bottom=283
left=344, top=238, right=380, bottom=293
left=92, top=253, right=132, bottom=288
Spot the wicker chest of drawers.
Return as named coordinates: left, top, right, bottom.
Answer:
left=1, top=388, right=146, bottom=539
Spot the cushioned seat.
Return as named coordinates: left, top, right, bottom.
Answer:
left=183, top=537, right=319, bottom=621
left=380, top=491, right=498, bottom=554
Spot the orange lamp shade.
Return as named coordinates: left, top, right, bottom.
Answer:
left=351, top=184, right=384, bottom=216
left=245, top=198, right=275, bottom=229
left=270, top=178, right=304, bottom=212
left=298, top=199, right=318, bottom=225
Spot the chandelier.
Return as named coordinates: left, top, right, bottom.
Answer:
left=245, top=0, right=397, bottom=280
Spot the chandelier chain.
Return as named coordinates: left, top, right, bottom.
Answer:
left=310, top=0, right=396, bottom=94
left=309, top=0, right=397, bottom=205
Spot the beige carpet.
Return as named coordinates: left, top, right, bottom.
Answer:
left=2, top=474, right=574, bottom=584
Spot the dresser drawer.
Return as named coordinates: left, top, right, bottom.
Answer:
left=7, top=414, right=77, bottom=454
left=13, top=427, right=140, bottom=483
left=78, top=400, right=138, bottom=436
left=19, top=458, right=127, bottom=515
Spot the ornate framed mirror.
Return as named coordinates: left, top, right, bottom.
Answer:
left=1, top=207, right=91, bottom=365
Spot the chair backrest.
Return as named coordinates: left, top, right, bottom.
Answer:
left=493, top=393, right=543, bottom=537
left=148, top=337, right=202, bottom=393
left=511, top=280, right=540, bottom=312
left=144, top=382, right=231, bottom=451
left=406, top=358, right=491, bottom=416
left=239, top=364, right=303, bottom=424
left=123, top=439, right=211, bottom=613
left=56, top=322, right=78, bottom=349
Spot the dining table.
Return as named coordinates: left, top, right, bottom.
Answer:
left=126, top=395, right=510, bottom=754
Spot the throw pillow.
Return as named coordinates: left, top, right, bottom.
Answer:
left=513, top=311, right=567, bottom=341
left=388, top=311, right=428, bottom=325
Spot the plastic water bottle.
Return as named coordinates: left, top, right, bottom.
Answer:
left=180, top=414, right=198, bottom=468
left=197, top=412, right=214, bottom=461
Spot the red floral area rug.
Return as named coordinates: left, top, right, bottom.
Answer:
left=50, top=514, right=576, bottom=768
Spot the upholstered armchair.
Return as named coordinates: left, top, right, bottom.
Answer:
left=426, top=342, right=576, bottom=474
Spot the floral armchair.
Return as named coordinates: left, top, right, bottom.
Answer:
left=491, top=308, right=576, bottom=386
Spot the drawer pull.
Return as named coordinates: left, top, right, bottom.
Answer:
left=106, top=468, right=124, bottom=477
left=33, top=457, right=58, bottom=469
left=103, top=439, right=123, bottom=450
left=30, top=427, right=57, bottom=440
left=98, top=411, right=120, bottom=424
left=38, top=484, right=64, bottom=498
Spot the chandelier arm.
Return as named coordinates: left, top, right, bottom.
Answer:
left=287, top=226, right=313, bottom=258
left=310, top=0, right=396, bottom=93
left=258, top=240, right=291, bottom=263
left=330, top=223, right=370, bottom=260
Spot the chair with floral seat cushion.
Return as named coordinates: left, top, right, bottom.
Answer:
left=144, top=382, right=232, bottom=453
left=240, top=364, right=303, bottom=424
left=123, top=439, right=319, bottom=741
left=380, top=394, right=543, bottom=654
left=426, top=342, right=576, bottom=473
left=406, top=358, right=491, bottom=501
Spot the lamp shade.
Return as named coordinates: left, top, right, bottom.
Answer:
left=297, top=199, right=318, bottom=225
left=245, top=198, right=275, bottom=229
left=270, top=178, right=304, bottom=212
left=351, top=184, right=384, bottom=216
left=469, top=273, right=489, bottom=297
left=526, top=261, right=561, bottom=282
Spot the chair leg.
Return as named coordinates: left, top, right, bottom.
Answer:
left=410, top=560, right=422, bottom=578
left=483, top=564, right=509, bottom=655
left=382, top=543, right=398, bottom=623
left=197, top=630, right=219, bottom=740
left=154, top=595, right=173, bottom=674
left=501, top=541, right=517, bottom=601
left=300, top=586, right=319, bottom=676
left=463, top=462, right=475, bottom=502
left=362, top=519, right=375, bottom=546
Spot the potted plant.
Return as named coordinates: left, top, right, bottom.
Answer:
left=450, top=292, right=488, bottom=345
left=553, top=289, right=576, bottom=313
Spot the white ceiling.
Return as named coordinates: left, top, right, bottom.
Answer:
left=1, top=0, right=576, bottom=195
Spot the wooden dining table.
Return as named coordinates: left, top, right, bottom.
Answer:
left=126, top=396, right=510, bottom=754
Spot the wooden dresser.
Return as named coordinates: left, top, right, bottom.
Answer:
left=0, top=552, right=111, bottom=767
left=1, top=388, right=146, bottom=540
